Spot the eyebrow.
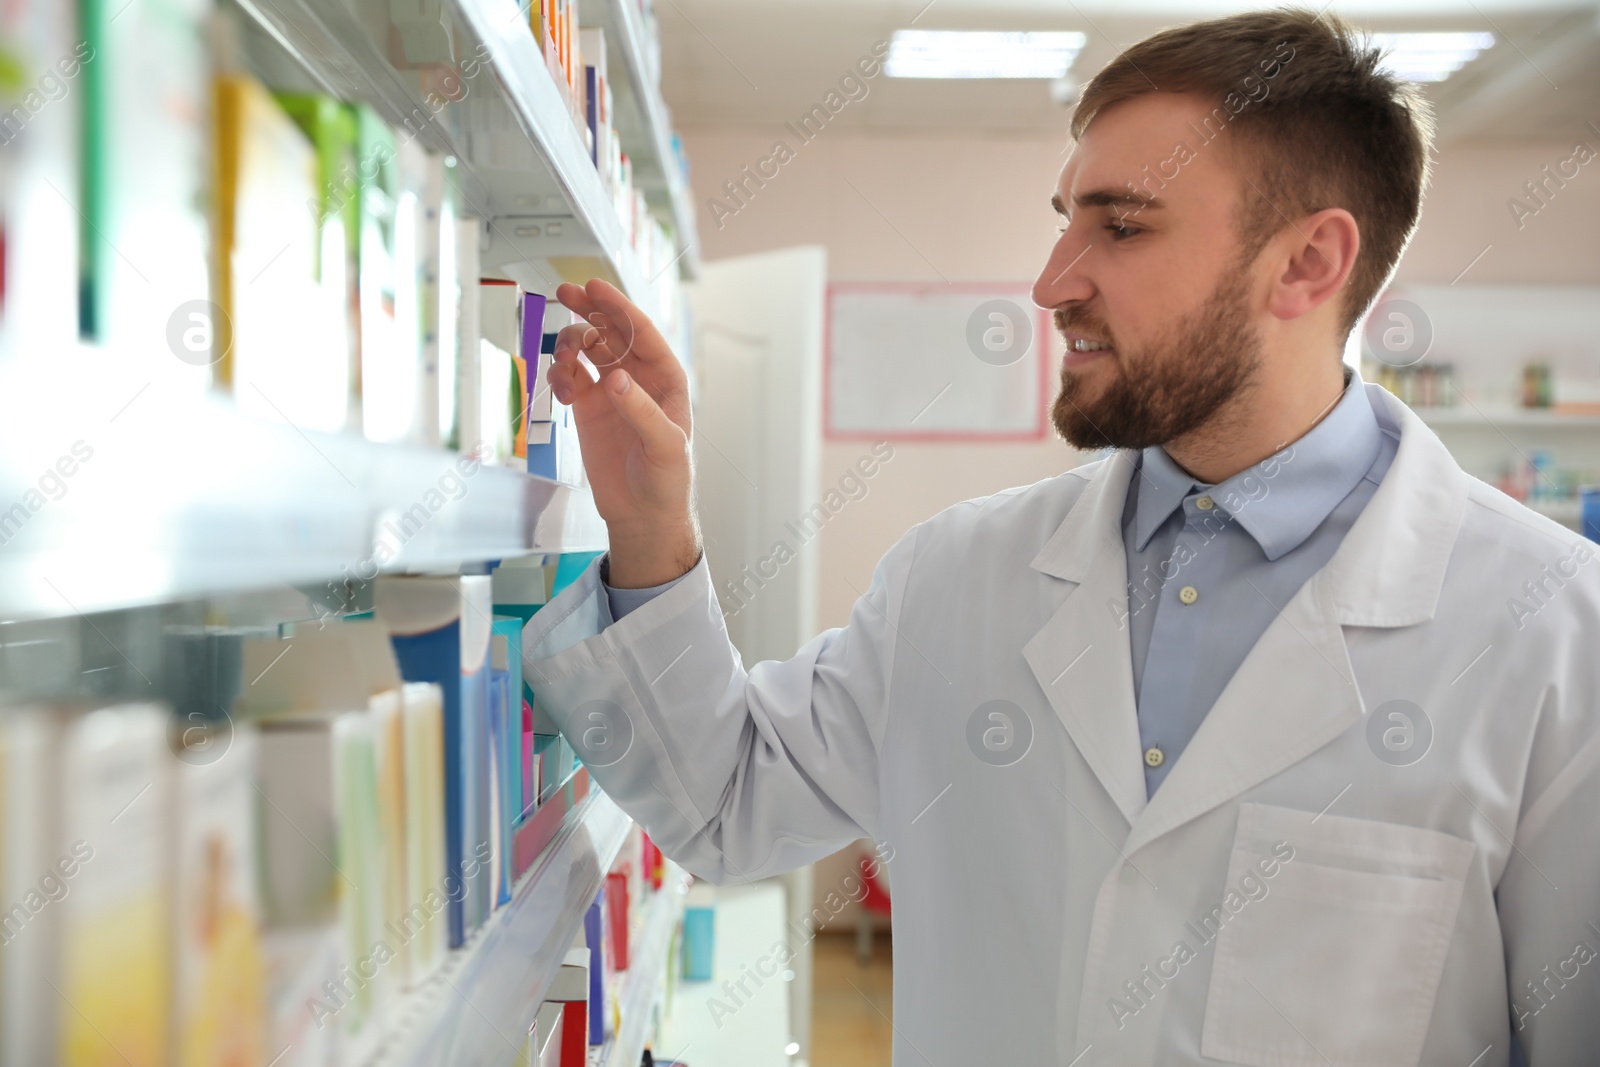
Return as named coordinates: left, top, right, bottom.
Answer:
left=1052, top=190, right=1166, bottom=215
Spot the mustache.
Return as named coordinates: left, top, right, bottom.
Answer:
left=1054, top=307, right=1113, bottom=343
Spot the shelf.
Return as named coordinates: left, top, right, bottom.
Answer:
left=589, top=0, right=701, bottom=280
left=367, top=771, right=633, bottom=1067
left=1415, top=406, right=1600, bottom=428
left=599, top=861, right=693, bottom=1067
left=233, top=0, right=684, bottom=320
left=0, top=358, right=604, bottom=623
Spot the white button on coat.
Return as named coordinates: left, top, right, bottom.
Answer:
left=525, top=384, right=1600, bottom=1065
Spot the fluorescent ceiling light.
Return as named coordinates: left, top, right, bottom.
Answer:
left=1370, top=32, right=1495, bottom=82
left=886, top=30, right=1088, bottom=79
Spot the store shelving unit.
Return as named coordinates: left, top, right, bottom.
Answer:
left=0, top=0, right=699, bottom=1061
left=56, top=0, right=704, bottom=628
left=363, top=771, right=632, bottom=1067
left=589, top=0, right=701, bottom=280
left=599, top=860, right=693, bottom=1067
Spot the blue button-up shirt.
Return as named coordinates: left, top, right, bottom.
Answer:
left=1123, top=365, right=1396, bottom=794
left=605, top=366, right=1398, bottom=798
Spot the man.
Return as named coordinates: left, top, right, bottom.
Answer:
left=532, top=8, right=1600, bottom=1064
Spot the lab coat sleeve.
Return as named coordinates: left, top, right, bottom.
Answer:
left=1495, top=684, right=1600, bottom=1057
left=522, top=529, right=917, bottom=884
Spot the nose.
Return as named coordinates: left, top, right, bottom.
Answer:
left=1032, top=229, right=1094, bottom=312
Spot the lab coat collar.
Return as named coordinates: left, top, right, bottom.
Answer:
left=1023, top=382, right=1469, bottom=845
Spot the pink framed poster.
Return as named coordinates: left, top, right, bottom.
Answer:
left=825, top=280, right=1053, bottom=441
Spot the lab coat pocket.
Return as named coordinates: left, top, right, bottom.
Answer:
left=1200, top=802, right=1475, bottom=1067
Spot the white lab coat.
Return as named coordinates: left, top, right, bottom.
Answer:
left=523, top=382, right=1600, bottom=1065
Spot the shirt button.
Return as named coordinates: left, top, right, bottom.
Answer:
left=1195, top=495, right=1214, bottom=510
left=1179, top=585, right=1199, bottom=605
left=1144, top=745, right=1165, bottom=768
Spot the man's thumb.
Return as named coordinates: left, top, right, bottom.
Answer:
left=603, top=369, right=678, bottom=452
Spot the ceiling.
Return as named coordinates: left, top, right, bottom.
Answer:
left=655, top=0, right=1600, bottom=141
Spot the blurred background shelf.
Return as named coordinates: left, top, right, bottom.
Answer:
left=1415, top=406, right=1600, bottom=429
left=658, top=879, right=795, bottom=1067
left=1527, top=498, right=1583, bottom=527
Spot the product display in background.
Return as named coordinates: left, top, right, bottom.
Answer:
left=1364, top=360, right=1459, bottom=410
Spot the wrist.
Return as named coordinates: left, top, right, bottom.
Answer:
left=605, top=518, right=701, bottom=588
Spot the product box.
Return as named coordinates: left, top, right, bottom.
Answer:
left=275, top=91, right=362, bottom=433
left=584, top=894, right=606, bottom=1046
left=681, top=883, right=716, bottom=982
left=261, top=925, right=339, bottom=1067
left=479, top=279, right=521, bottom=465
left=215, top=74, right=345, bottom=432
left=490, top=617, right=525, bottom=902
left=374, top=576, right=494, bottom=945
left=0, top=705, right=63, bottom=1067
left=79, top=0, right=210, bottom=381
left=56, top=703, right=172, bottom=1067
left=401, top=681, right=448, bottom=984
left=172, top=724, right=267, bottom=1067
left=546, top=940, right=591, bottom=1067
left=353, top=105, right=402, bottom=442
left=255, top=713, right=386, bottom=1064
left=238, top=622, right=410, bottom=1064
left=452, top=214, right=484, bottom=456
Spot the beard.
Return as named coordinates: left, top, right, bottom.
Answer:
left=1049, top=266, right=1263, bottom=451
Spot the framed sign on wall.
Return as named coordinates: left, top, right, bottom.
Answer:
left=825, top=281, right=1053, bottom=440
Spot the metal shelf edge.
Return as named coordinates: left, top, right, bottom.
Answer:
left=368, top=779, right=634, bottom=1067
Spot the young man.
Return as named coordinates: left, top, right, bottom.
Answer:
left=533, top=9, right=1599, bottom=1064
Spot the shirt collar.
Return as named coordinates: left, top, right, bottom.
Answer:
left=1130, top=364, right=1384, bottom=561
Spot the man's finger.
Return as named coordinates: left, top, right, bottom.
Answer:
left=552, top=322, right=599, bottom=365
left=548, top=360, right=596, bottom=406
left=584, top=279, right=676, bottom=368
left=555, top=281, right=595, bottom=321
left=557, top=285, right=639, bottom=368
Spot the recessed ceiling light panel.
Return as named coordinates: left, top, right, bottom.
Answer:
left=885, top=30, right=1089, bottom=79
left=1371, top=31, right=1496, bottom=82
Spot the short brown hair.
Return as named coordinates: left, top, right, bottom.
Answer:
left=1071, top=7, right=1434, bottom=337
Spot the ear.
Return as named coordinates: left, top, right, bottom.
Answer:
left=1264, top=207, right=1359, bottom=323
